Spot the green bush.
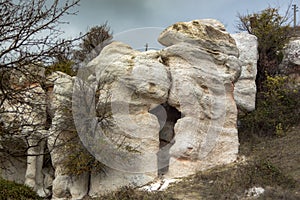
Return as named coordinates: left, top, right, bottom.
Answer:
left=0, top=178, right=41, bottom=200
left=239, top=75, right=300, bottom=136
left=237, top=7, right=291, bottom=91
left=45, top=60, right=76, bottom=76
left=62, top=134, right=106, bottom=176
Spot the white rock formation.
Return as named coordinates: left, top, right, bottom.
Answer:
left=24, top=129, right=49, bottom=197
left=47, top=72, right=89, bottom=200
left=231, top=32, right=258, bottom=111
left=157, top=19, right=240, bottom=177
left=75, top=42, right=171, bottom=196
left=282, top=39, right=300, bottom=65
left=0, top=67, right=49, bottom=196
left=70, top=19, right=243, bottom=196
left=279, top=39, right=300, bottom=86
left=0, top=19, right=260, bottom=200
left=158, top=19, right=239, bottom=56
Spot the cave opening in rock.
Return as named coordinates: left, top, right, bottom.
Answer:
left=149, top=103, right=181, bottom=176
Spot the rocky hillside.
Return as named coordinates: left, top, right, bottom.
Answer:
left=95, top=123, right=300, bottom=200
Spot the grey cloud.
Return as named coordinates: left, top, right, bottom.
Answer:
left=63, top=0, right=294, bottom=38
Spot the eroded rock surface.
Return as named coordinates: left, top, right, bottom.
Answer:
left=73, top=19, right=239, bottom=186
left=157, top=19, right=241, bottom=177
left=0, top=19, right=260, bottom=200
left=279, top=39, right=300, bottom=85
left=281, top=39, right=300, bottom=66
left=75, top=42, right=171, bottom=196
left=48, top=72, right=89, bottom=200
left=0, top=66, right=49, bottom=197
left=231, top=32, right=258, bottom=112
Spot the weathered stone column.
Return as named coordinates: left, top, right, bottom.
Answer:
left=24, top=129, right=49, bottom=197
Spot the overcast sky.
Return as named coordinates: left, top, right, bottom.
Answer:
left=62, top=0, right=297, bottom=48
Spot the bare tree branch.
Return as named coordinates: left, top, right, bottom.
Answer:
left=0, top=0, right=81, bottom=161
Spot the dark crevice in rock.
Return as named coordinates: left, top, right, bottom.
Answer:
left=149, top=103, right=181, bottom=176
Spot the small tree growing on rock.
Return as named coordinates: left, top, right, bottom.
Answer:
left=73, top=22, right=113, bottom=68
left=237, top=6, right=292, bottom=91
left=237, top=5, right=300, bottom=137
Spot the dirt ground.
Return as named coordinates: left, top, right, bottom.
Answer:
left=163, top=124, right=300, bottom=200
